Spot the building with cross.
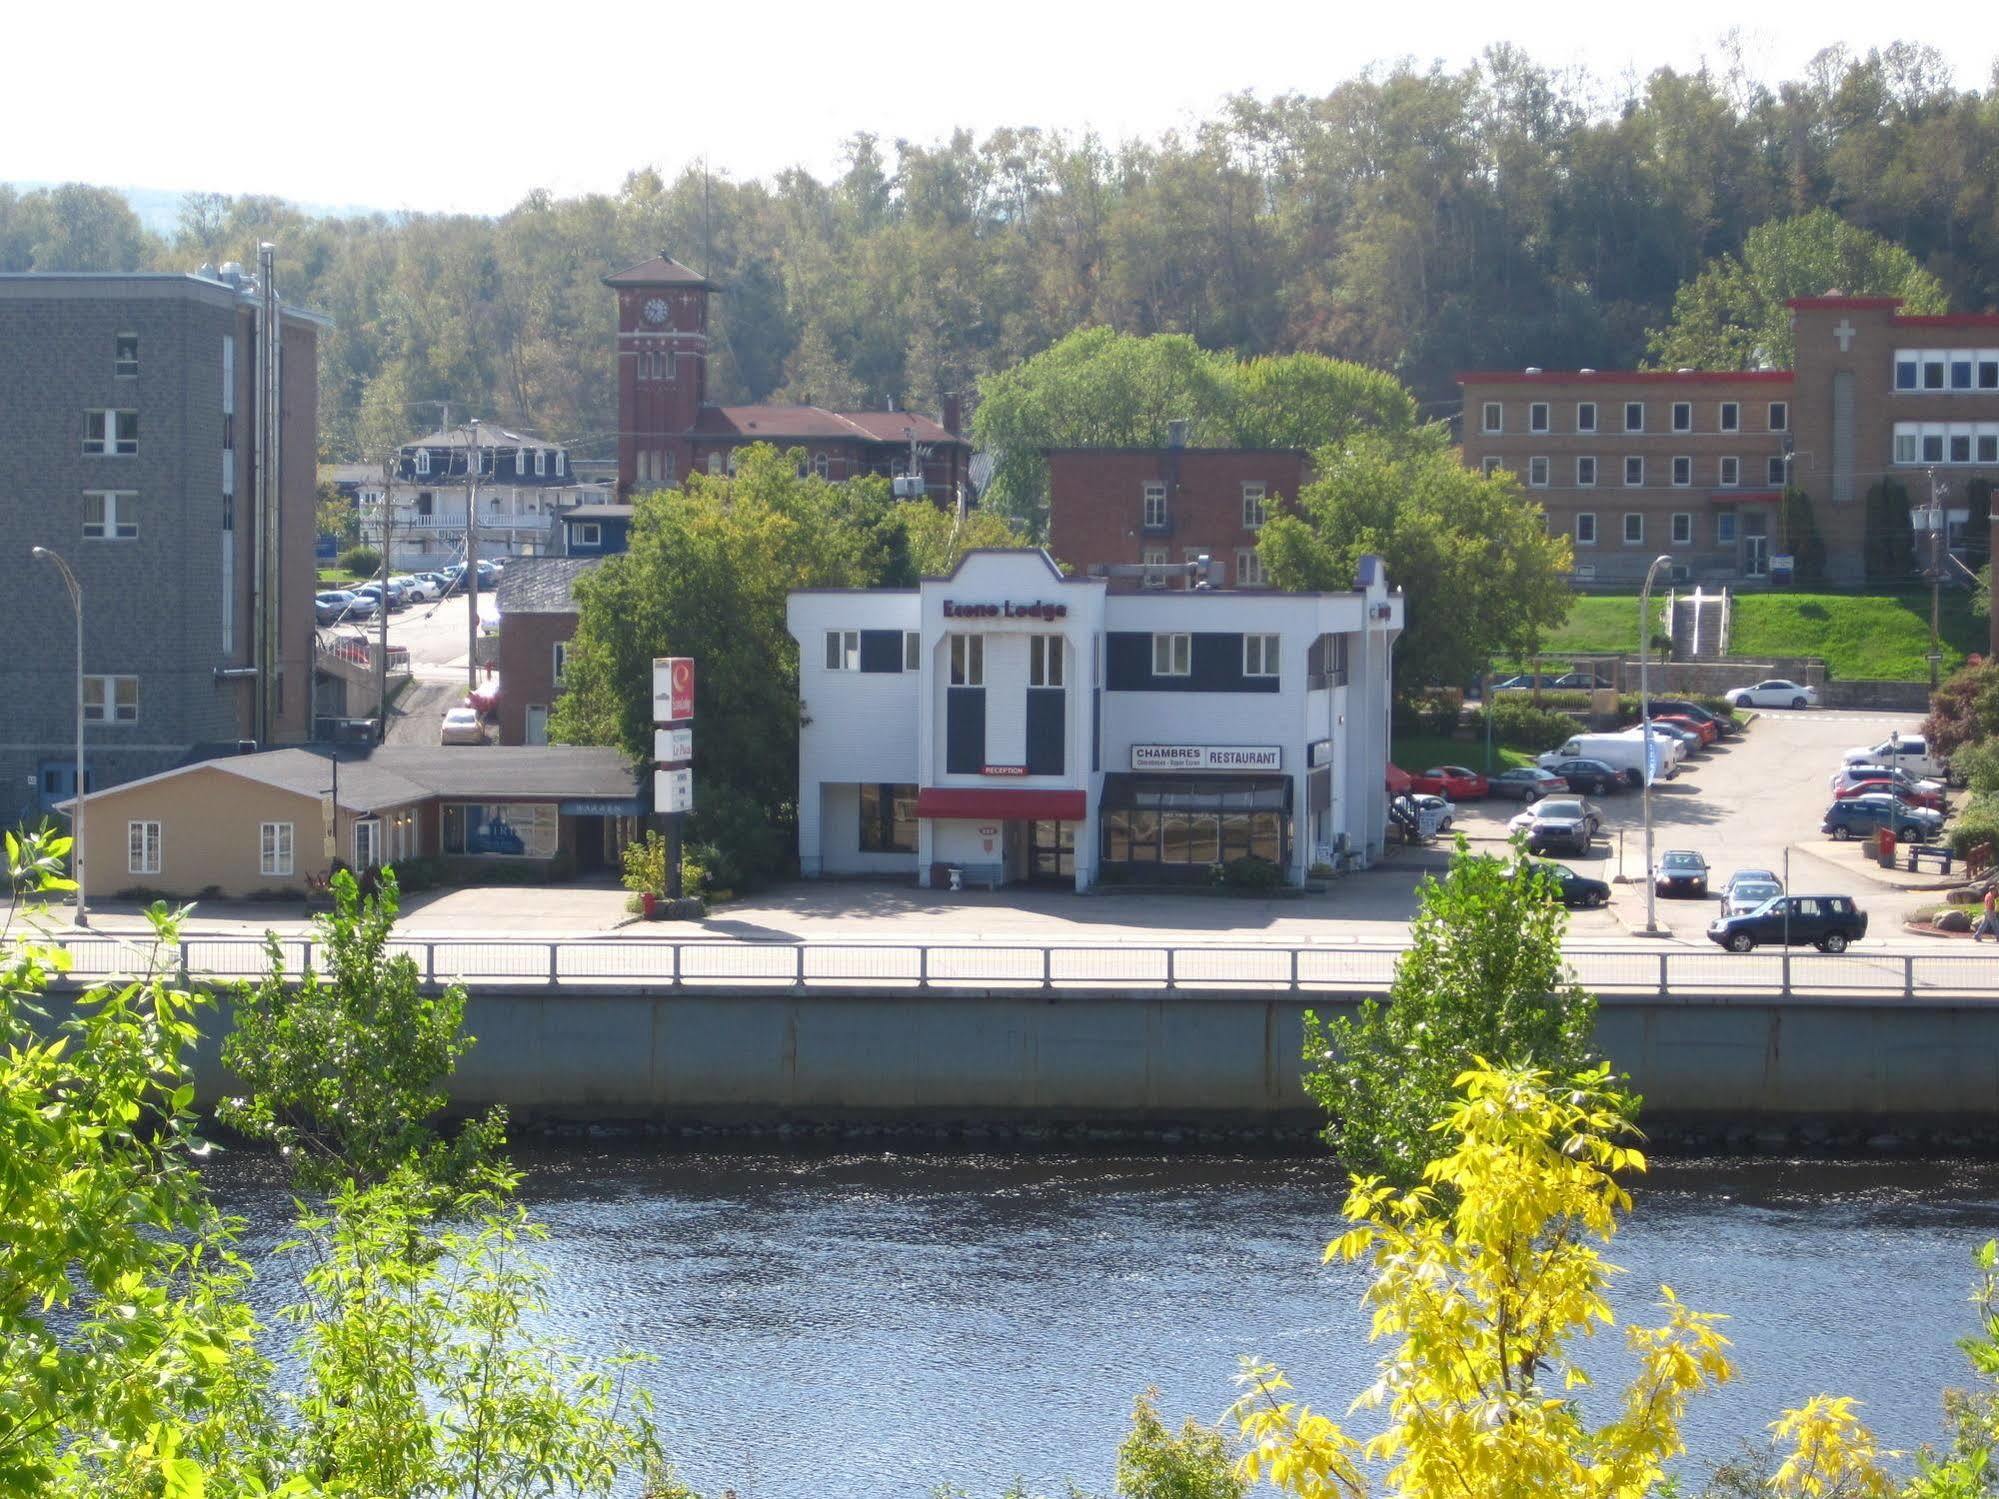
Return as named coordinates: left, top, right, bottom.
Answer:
left=605, top=254, right=971, bottom=503
left=1457, top=294, right=1999, bottom=586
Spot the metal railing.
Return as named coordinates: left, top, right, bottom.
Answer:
left=30, top=934, right=1999, bottom=1002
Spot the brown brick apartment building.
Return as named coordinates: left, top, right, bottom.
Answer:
left=1459, top=294, right=1999, bottom=586
left=1045, top=442, right=1310, bottom=589
left=493, top=557, right=598, bottom=746
left=606, top=254, right=970, bottom=502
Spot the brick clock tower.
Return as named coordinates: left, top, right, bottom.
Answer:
left=605, top=254, right=718, bottom=496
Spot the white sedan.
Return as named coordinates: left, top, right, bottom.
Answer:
left=1725, top=678, right=1818, bottom=709
left=440, top=707, right=485, bottom=746
left=397, top=573, right=440, bottom=602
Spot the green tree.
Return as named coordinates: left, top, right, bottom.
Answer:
left=894, top=499, right=1033, bottom=577
left=1257, top=435, right=1573, bottom=690
left=1779, top=486, right=1829, bottom=584
left=1118, top=1390, right=1245, bottom=1499
left=1301, top=840, right=1601, bottom=1187
left=315, top=479, right=359, bottom=546
left=1647, top=209, right=1948, bottom=369
left=553, top=445, right=882, bottom=882
left=1864, top=478, right=1918, bottom=581
left=220, top=868, right=505, bottom=1191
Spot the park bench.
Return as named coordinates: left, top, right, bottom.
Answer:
left=1905, top=844, right=1955, bottom=876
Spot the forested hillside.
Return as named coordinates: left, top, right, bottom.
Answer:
left=4, top=41, right=1993, bottom=465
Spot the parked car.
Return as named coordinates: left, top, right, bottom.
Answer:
left=1707, top=894, right=1868, bottom=953
left=1720, top=871, right=1785, bottom=917
left=1410, top=765, right=1489, bottom=799
left=1539, top=732, right=1673, bottom=787
left=1648, top=699, right=1738, bottom=737
left=1833, top=778, right=1946, bottom=813
left=1551, top=672, right=1614, bottom=691
left=1822, top=793, right=1943, bottom=843
left=398, top=573, right=440, bottom=602
left=1543, top=757, right=1623, bottom=795
left=1488, top=767, right=1567, bottom=802
left=352, top=579, right=405, bottom=611
left=1514, top=797, right=1601, bottom=854
left=1653, top=849, right=1711, bottom=897
left=1652, top=714, right=1717, bottom=747
left=1491, top=673, right=1560, bottom=691
left=1829, top=764, right=1946, bottom=801
left=1639, top=721, right=1705, bottom=755
left=1725, top=679, right=1818, bottom=709
left=314, top=589, right=376, bottom=624
left=440, top=707, right=485, bottom=746
left=1841, top=733, right=1947, bottom=782
left=1520, top=860, right=1610, bottom=909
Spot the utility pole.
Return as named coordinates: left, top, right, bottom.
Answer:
left=375, top=449, right=395, bottom=742
left=1638, top=554, right=1674, bottom=937
left=466, top=419, right=482, bottom=696
left=1919, top=469, right=1946, bottom=691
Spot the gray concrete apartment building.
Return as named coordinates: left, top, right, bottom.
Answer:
left=1, top=270, right=325, bottom=828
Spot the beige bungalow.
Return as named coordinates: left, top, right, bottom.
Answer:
left=63, top=745, right=641, bottom=900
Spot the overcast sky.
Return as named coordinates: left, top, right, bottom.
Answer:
left=8, top=0, right=1996, bottom=218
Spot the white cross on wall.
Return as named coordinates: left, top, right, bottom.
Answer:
left=1834, top=318, right=1857, bottom=351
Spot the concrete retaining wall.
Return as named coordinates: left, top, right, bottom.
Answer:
left=172, top=988, right=1999, bottom=1126
left=1819, top=679, right=1934, bottom=712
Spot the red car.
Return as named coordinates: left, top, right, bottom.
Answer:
left=1834, top=778, right=1945, bottom=812
left=1410, top=765, right=1489, bottom=800
left=1654, top=714, right=1717, bottom=747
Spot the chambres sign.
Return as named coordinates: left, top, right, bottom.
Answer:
left=941, top=600, right=1069, bottom=620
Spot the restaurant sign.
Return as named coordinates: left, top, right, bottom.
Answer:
left=1130, top=744, right=1282, bottom=772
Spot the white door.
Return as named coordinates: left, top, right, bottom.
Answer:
left=353, top=818, right=381, bottom=869
left=525, top=704, right=549, bottom=746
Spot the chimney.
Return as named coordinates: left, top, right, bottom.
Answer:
left=941, top=392, right=962, bottom=436
left=1167, top=419, right=1189, bottom=449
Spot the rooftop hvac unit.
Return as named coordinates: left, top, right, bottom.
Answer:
left=891, top=475, right=926, bottom=499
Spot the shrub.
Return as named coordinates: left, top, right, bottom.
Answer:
left=338, top=545, right=381, bottom=577
left=1213, top=855, right=1283, bottom=891
left=620, top=830, right=711, bottom=899
left=1481, top=696, right=1581, bottom=752
left=687, top=783, right=789, bottom=893
left=1947, top=796, right=1999, bottom=859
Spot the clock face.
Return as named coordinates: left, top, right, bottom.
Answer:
left=642, top=297, right=670, bottom=325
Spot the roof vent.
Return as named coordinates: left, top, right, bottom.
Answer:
left=1676, top=367, right=1695, bottom=374
left=1579, top=367, right=1596, bottom=375
left=1524, top=366, right=1543, bottom=375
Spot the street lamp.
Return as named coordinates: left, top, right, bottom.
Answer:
left=30, top=546, right=86, bottom=927
left=1912, top=480, right=1947, bottom=690
left=1638, top=553, right=1674, bottom=937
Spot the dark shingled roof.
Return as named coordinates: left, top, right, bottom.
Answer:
left=693, top=404, right=965, bottom=446
left=496, top=556, right=600, bottom=614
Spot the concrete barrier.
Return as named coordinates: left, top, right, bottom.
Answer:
left=168, top=987, right=1999, bottom=1127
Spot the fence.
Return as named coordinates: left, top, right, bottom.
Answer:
left=35, top=934, right=1999, bottom=1002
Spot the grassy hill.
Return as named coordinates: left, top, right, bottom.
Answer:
left=1520, top=588, right=1988, bottom=682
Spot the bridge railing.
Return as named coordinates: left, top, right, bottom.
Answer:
left=28, top=934, right=1999, bottom=1002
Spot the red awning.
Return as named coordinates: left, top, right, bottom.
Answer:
left=915, top=788, right=1088, bottom=821
left=1385, top=764, right=1414, bottom=794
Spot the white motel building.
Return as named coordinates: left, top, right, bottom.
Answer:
left=785, top=549, right=1405, bottom=890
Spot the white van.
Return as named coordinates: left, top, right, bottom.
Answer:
left=1842, top=732, right=1947, bottom=782
left=1538, top=731, right=1678, bottom=787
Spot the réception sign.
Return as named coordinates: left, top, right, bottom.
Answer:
left=942, top=600, right=1069, bottom=620
left=1131, top=744, right=1282, bottom=772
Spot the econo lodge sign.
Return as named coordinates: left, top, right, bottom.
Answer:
left=652, top=657, right=695, bottom=723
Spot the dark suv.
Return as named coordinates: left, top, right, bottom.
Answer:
left=1707, top=895, right=1868, bottom=953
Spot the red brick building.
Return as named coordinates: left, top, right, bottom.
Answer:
left=606, top=254, right=970, bottom=501
left=493, top=557, right=598, bottom=746
left=1459, top=294, right=1999, bottom=586
left=1044, top=442, right=1311, bottom=590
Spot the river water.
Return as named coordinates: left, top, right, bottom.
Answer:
left=212, top=1147, right=1999, bottom=1498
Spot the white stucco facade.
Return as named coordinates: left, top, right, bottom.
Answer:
left=786, top=549, right=1403, bottom=891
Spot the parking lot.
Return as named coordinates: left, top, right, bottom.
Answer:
left=1444, top=706, right=1946, bottom=937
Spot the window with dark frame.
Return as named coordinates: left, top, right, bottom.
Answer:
left=1577, top=401, right=1597, bottom=433
left=1672, top=401, right=1692, bottom=432
left=1529, top=402, right=1549, bottom=433
left=950, top=633, right=983, bottom=685
left=1575, top=513, right=1597, bottom=545
left=1151, top=632, right=1191, bottom=676
left=114, top=333, right=138, bottom=377
left=1768, top=401, right=1788, bottom=431
left=1030, top=635, right=1064, bottom=687
left=825, top=629, right=860, bottom=671
left=1576, top=456, right=1597, bottom=487
left=1624, top=402, right=1644, bottom=432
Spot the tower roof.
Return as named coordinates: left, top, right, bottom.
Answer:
left=603, top=253, right=720, bottom=290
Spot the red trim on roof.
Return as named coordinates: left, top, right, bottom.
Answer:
left=915, top=788, right=1088, bottom=821
left=1708, top=489, right=1782, bottom=504
left=1891, top=314, right=1999, bottom=328
left=1786, top=296, right=1903, bottom=311
left=1456, top=370, right=1794, bottom=386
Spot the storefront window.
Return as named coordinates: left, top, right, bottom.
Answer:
left=1101, top=777, right=1289, bottom=877
left=443, top=802, right=558, bottom=858
left=859, top=783, right=917, bottom=853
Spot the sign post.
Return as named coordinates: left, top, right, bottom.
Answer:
left=651, top=657, right=696, bottom=903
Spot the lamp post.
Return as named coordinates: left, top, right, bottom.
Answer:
left=1638, top=553, right=1674, bottom=937
left=1912, top=477, right=1946, bottom=690
left=31, top=546, right=86, bottom=927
